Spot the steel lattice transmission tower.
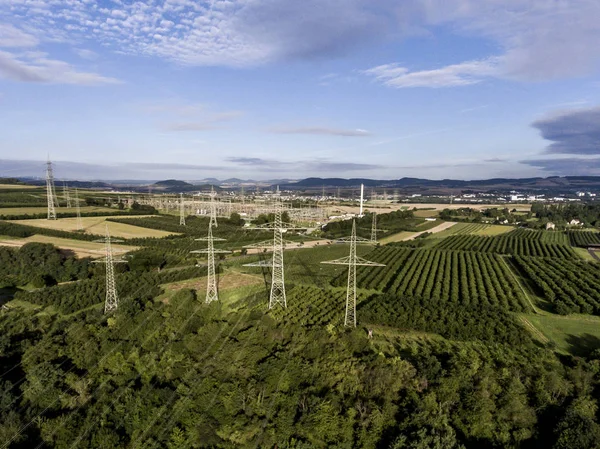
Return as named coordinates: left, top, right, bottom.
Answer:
left=370, top=212, right=377, bottom=242
left=191, top=224, right=230, bottom=303
left=244, top=193, right=304, bottom=309
left=74, top=188, right=83, bottom=231
left=45, top=159, right=58, bottom=220
left=93, top=225, right=127, bottom=314
left=179, top=193, right=186, bottom=226
left=63, top=182, right=72, bottom=208
left=322, top=219, right=385, bottom=327
left=209, top=186, right=218, bottom=228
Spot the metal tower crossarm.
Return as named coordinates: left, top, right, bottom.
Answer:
left=321, top=220, right=385, bottom=327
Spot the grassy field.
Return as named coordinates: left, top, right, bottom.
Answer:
left=527, top=313, right=600, bottom=356
left=0, top=206, right=115, bottom=216
left=432, top=222, right=514, bottom=239
left=412, top=209, right=438, bottom=218
left=12, top=216, right=176, bottom=238
left=379, top=231, right=418, bottom=243
left=573, top=247, right=598, bottom=262
left=157, top=271, right=264, bottom=303
left=0, top=234, right=137, bottom=258
left=0, top=184, right=40, bottom=190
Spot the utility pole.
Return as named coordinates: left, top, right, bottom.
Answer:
left=46, top=159, right=58, bottom=220
left=74, top=188, right=83, bottom=231
left=93, top=225, right=127, bottom=314
left=179, top=193, right=186, bottom=226
left=191, top=224, right=230, bottom=303
left=321, top=220, right=385, bottom=327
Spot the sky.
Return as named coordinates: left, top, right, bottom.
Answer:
left=1, top=0, right=600, bottom=181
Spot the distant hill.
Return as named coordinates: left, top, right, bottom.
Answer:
left=153, top=179, right=194, bottom=188
left=281, top=176, right=600, bottom=195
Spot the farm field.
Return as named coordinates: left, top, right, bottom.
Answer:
left=270, top=284, right=370, bottom=326
left=434, top=232, right=577, bottom=258
left=12, top=215, right=176, bottom=238
left=379, top=231, right=418, bottom=243
left=513, top=255, right=600, bottom=315
left=0, top=184, right=39, bottom=189
left=0, top=206, right=115, bottom=216
left=380, top=221, right=457, bottom=244
left=431, top=222, right=514, bottom=239
left=0, top=234, right=137, bottom=258
left=567, top=230, right=600, bottom=247
left=343, top=246, right=529, bottom=311
left=412, top=208, right=438, bottom=218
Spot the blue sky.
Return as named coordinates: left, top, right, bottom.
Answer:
left=1, top=0, right=600, bottom=181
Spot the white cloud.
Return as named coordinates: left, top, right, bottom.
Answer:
left=73, top=48, right=98, bottom=60
left=363, top=58, right=499, bottom=88
left=0, top=50, right=121, bottom=85
left=268, top=126, right=372, bottom=137
left=0, top=22, right=119, bottom=85
left=0, top=23, right=39, bottom=47
left=1, top=0, right=600, bottom=84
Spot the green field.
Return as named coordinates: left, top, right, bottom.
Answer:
left=432, top=222, right=514, bottom=238
left=12, top=215, right=176, bottom=238
left=527, top=313, right=600, bottom=356
left=379, top=230, right=418, bottom=243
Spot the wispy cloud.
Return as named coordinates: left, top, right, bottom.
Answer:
left=2, top=0, right=600, bottom=85
left=363, top=58, right=499, bottom=88
left=0, top=50, right=121, bottom=85
left=532, top=106, right=600, bottom=155
left=370, top=126, right=458, bottom=146
left=268, top=126, right=372, bottom=137
left=226, top=156, right=383, bottom=172
left=460, top=104, right=490, bottom=114
left=158, top=108, right=243, bottom=132
left=0, top=24, right=119, bottom=85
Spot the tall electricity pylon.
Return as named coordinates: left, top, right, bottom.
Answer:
left=209, top=186, right=218, bottom=228
left=244, top=193, right=304, bottom=309
left=191, top=224, right=230, bottom=303
left=269, top=204, right=286, bottom=308
left=74, top=188, right=83, bottom=231
left=322, top=220, right=385, bottom=327
left=179, top=193, right=186, bottom=226
left=370, top=212, right=377, bottom=242
left=93, top=225, right=127, bottom=314
left=63, top=182, right=72, bottom=208
left=46, top=159, right=58, bottom=220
